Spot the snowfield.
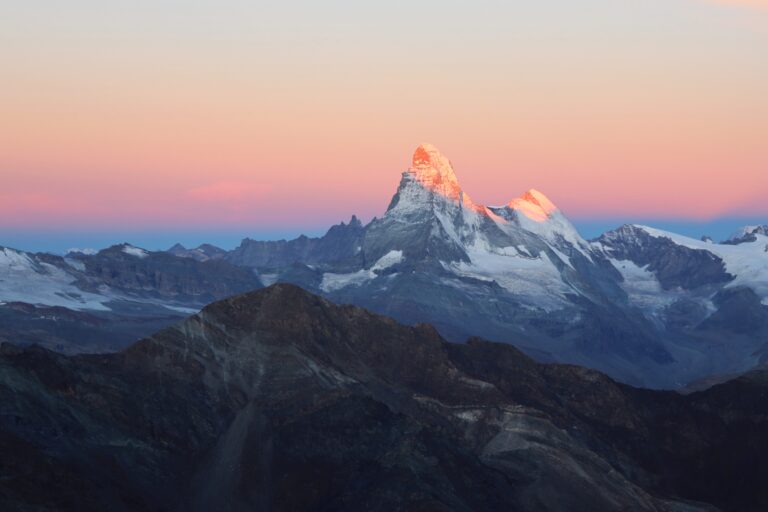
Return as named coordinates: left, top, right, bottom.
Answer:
left=633, top=226, right=768, bottom=304
left=321, top=250, right=403, bottom=292
left=0, top=247, right=111, bottom=311
left=122, top=245, right=150, bottom=258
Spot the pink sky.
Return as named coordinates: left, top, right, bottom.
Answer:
left=1, top=0, right=766, bottom=230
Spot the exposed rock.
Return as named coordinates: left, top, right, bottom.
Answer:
left=0, top=284, right=765, bottom=511
left=597, top=225, right=734, bottom=290
left=723, top=225, right=768, bottom=245
left=78, top=244, right=262, bottom=303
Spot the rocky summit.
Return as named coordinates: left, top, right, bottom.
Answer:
left=1, top=284, right=767, bottom=511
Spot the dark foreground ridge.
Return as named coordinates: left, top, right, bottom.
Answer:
left=1, top=284, right=767, bottom=511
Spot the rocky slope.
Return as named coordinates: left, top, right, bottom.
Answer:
left=723, top=225, right=768, bottom=245
left=228, top=215, right=365, bottom=272
left=76, top=243, right=261, bottom=303
left=1, top=284, right=766, bottom=511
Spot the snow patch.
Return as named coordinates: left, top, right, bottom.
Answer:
left=122, top=245, right=149, bottom=258
left=634, top=226, right=768, bottom=301
left=610, top=259, right=677, bottom=311
left=67, top=247, right=97, bottom=255
left=447, top=241, right=570, bottom=310
left=162, top=304, right=200, bottom=314
left=371, top=250, right=404, bottom=270
left=64, top=258, right=86, bottom=271
left=321, top=250, right=403, bottom=292
left=0, top=249, right=112, bottom=311
left=455, top=409, right=484, bottom=423
left=0, top=247, right=35, bottom=270
left=259, top=273, right=279, bottom=286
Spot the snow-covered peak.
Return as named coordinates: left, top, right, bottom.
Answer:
left=727, top=225, right=768, bottom=244
left=385, top=144, right=590, bottom=257
left=508, top=189, right=559, bottom=222
left=489, top=189, right=588, bottom=254
left=602, top=223, right=768, bottom=304
left=407, top=143, right=475, bottom=206
left=387, top=143, right=480, bottom=218
left=0, top=247, right=34, bottom=270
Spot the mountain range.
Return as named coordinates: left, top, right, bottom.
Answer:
left=191, top=144, right=768, bottom=389
left=0, top=243, right=261, bottom=353
left=2, top=283, right=767, bottom=511
left=2, top=144, right=767, bottom=389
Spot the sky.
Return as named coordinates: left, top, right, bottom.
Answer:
left=1, top=0, right=767, bottom=252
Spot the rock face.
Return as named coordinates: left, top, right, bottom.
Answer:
left=597, top=224, right=734, bottom=290
left=77, top=244, right=261, bottom=303
left=408, top=142, right=467, bottom=203
left=723, top=225, right=768, bottom=245
left=1, top=284, right=766, bottom=511
left=228, top=216, right=365, bottom=271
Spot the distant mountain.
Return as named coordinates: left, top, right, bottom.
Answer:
left=214, top=144, right=767, bottom=389
left=167, top=242, right=227, bottom=262
left=227, top=215, right=365, bottom=272
left=3, top=144, right=766, bottom=388
left=0, top=244, right=262, bottom=352
left=1, top=284, right=766, bottom=511
left=723, top=224, right=768, bottom=245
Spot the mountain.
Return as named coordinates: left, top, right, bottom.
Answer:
left=219, top=143, right=768, bottom=389
left=78, top=243, right=261, bottom=302
left=0, top=244, right=262, bottom=352
left=4, top=144, right=766, bottom=389
left=595, top=224, right=768, bottom=370
left=723, top=225, right=768, bottom=245
left=167, top=243, right=227, bottom=262
left=596, top=225, right=768, bottom=334
left=1, top=284, right=766, bottom=511
left=227, top=215, right=365, bottom=273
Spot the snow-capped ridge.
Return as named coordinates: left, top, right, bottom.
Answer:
left=726, top=225, right=768, bottom=244
left=66, top=247, right=97, bottom=256
left=611, top=224, right=768, bottom=303
left=384, top=144, right=591, bottom=264
left=507, top=189, right=559, bottom=222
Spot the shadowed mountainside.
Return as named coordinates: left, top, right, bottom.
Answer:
left=1, top=284, right=767, bottom=511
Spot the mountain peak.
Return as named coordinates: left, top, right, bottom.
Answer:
left=725, top=225, right=768, bottom=245
left=411, top=143, right=447, bottom=166
left=407, top=143, right=464, bottom=202
left=508, top=189, right=559, bottom=222
left=348, top=214, right=363, bottom=228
